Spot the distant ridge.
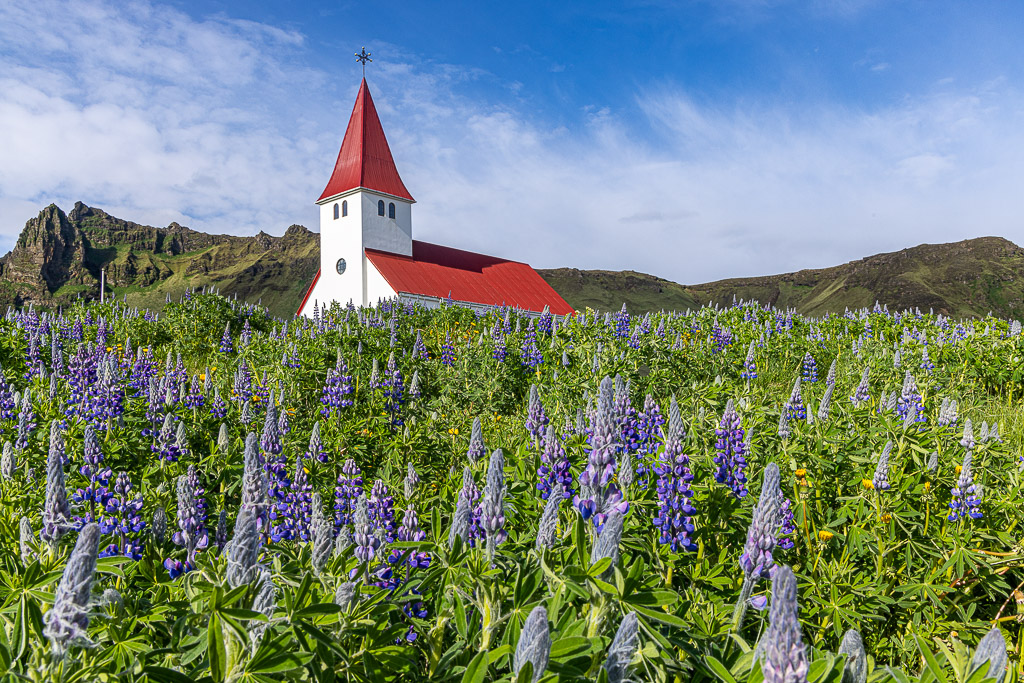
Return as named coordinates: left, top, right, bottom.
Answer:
left=2, top=203, right=1021, bottom=319
left=539, top=236, right=1024, bottom=318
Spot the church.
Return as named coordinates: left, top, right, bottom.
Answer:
left=296, top=78, right=574, bottom=318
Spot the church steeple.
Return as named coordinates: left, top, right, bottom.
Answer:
left=318, top=79, right=414, bottom=203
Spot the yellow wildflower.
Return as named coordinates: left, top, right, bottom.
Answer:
left=795, top=468, right=807, bottom=477
left=881, top=514, right=892, bottom=523
left=924, top=481, right=931, bottom=492
left=818, top=530, right=834, bottom=542
left=861, top=479, right=874, bottom=490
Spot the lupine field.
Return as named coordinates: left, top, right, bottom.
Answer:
left=0, top=292, right=1022, bottom=683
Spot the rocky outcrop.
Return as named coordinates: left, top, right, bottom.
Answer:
left=0, top=203, right=319, bottom=319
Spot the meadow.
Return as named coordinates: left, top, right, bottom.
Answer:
left=0, top=292, right=1020, bottom=683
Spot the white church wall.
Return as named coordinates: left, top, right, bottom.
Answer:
left=316, top=196, right=364, bottom=310
left=365, top=259, right=398, bottom=306
left=360, top=191, right=412, bottom=256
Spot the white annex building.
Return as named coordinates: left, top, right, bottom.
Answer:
left=296, top=79, right=573, bottom=318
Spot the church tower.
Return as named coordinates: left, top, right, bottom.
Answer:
left=315, top=78, right=415, bottom=308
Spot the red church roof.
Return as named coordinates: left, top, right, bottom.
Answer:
left=366, top=240, right=574, bottom=315
left=318, top=79, right=415, bottom=203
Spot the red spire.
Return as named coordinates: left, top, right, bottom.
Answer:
left=318, top=79, right=415, bottom=203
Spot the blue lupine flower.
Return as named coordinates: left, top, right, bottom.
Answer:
left=521, top=320, right=543, bottom=368
left=784, top=379, right=806, bottom=421
left=714, top=399, right=748, bottom=499
left=334, top=459, right=363, bottom=531
left=537, top=424, right=573, bottom=500
left=634, top=394, right=665, bottom=483
left=896, top=371, right=924, bottom=424
left=850, top=367, right=870, bottom=407
left=653, top=397, right=696, bottom=552
left=801, top=353, right=818, bottom=383
left=614, top=304, right=630, bottom=339
left=525, top=385, right=549, bottom=447
left=219, top=323, right=233, bottom=354
left=441, top=333, right=456, bottom=367
left=741, top=342, right=758, bottom=380
left=574, top=376, right=628, bottom=530
left=467, top=417, right=486, bottom=464
left=948, top=452, right=982, bottom=522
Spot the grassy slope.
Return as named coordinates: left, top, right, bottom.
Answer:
left=541, top=236, right=1024, bottom=318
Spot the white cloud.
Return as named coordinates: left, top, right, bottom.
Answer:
left=2, top=0, right=1024, bottom=289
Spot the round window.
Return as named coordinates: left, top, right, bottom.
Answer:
left=335, top=258, right=347, bottom=275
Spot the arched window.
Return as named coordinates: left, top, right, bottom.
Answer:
left=333, top=203, right=339, bottom=220
left=341, top=200, right=348, bottom=217
left=388, top=202, right=396, bottom=219
left=377, top=200, right=385, bottom=216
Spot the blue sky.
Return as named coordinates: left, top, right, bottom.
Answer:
left=3, top=0, right=1024, bottom=283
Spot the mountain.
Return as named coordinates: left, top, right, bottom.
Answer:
left=0, top=203, right=319, bottom=319
left=539, top=236, right=1024, bottom=318
left=4, top=203, right=1022, bottom=319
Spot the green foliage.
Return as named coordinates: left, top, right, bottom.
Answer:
left=0, top=293, right=1020, bottom=682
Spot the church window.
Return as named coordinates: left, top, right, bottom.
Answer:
left=333, top=203, right=339, bottom=219
left=388, top=202, right=396, bottom=219
left=378, top=200, right=385, bottom=216
left=336, top=258, right=347, bottom=275
left=342, top=200, right=348, bottom=217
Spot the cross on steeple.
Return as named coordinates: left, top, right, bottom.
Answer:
left=355, top=47, right=372, bottom=77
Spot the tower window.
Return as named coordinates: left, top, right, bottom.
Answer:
left=388, top=202, right=396, bottom=219
left=333, top=203, right=339, bottom=220
left=378, top=200, right=385, bottom=216
left=342, top=200, right=348, bottom=217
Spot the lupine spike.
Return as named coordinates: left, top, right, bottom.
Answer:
left=226, top=506, right=262, bottom=588
left=248, top=570, right=277, bottom=650
left=513, top=605, right=552, bottom=683
left=535, top=486, right=562, bottom=551
left=760, top=566, right=808, bottom=683
left=310, top=492, right=333, bottom=573
left=872, top=441, right=892, bottom=491
left=43, top=523, right=101, bottom=655
left=481, top=449, right=507, bottom=558
left=42, top=421, right=71, bottom=544
left=590, top=507, right=624, bottom=570
left=602, top=612, right=639, bottom=683
left=838, top=629, right=867, bottom=683
left=971, top=628, right=1008, bottom=683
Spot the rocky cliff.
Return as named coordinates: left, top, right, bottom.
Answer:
left=0, top=203, right=319, bottom=319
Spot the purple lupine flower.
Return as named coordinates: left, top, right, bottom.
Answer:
left=614, top=303, right=630, bottom=339
left=739, top=463, right=784, bottom=581
left=226, top=506, right=263, bottom=588
left=260, top=401, right=282, bottom=457
left=306, top=422, right=327, bottom=464
left=801, top=353, right=818, bottom=383
left=481, top=449, right=507, bottom=557
left=440, top=333, right=456, bottom=367
left=0, top=367, right=16, bottom=420
left=871, top=441, right=892, bottom=491
left=896, top=371, right=924, bottom=424
left=169, top=466, right=208, bottom=573
left=209, top=387, right=227, bottom=419
left=634, top=395, right=665, bottom=483
left=283, top=451, right=313, bottom=541
left=368, top=479, right=396, bottom=543
left=352, top=494, right=380, bottom=566
left=653, top=397, right=696, bottom=551
left=948, top=452, right=983, bottom=522
left=99, top=472, right=145, bottom=560
left=42, top=421, right=72, bottom=544
left=714, top=399, right=748, bottom=499
left=276, top=394, right=290, bottom=435
left=784, top=379, right=806, bottom=421
left=321, top=356, right=354, bottom=417
left=492, top=327, right=507, bottom=362
left=467, top=417, right=486, bottom=464
left=382, top=353, right=405, bottom=428
left=219, top=322, right=233, bottom=353
left=334, top=459, right=363, bottom=530
left=459, top=466, right=484, bottom=546
left=412, top=331, right=429, bottom=360
left=520, top=320, right=543, bottom=368
left=574, top=376, right=628, bottom=530
left=537, top=424, right=573, bottom=500
left=741, top=341, right=758, bottom=381
left=152, top=413, right=182, bottom=463
left=15, top=389, right=35, bottom=452
left=760, top=566, right=808, bottom=683
left=525, top=385, right=549, bottom=447
left=776, top=498, right=796, bottom=550
left=73, top=425, right=112, bottom=523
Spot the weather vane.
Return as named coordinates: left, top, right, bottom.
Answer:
left=355, top=47, right=372, bottom=77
